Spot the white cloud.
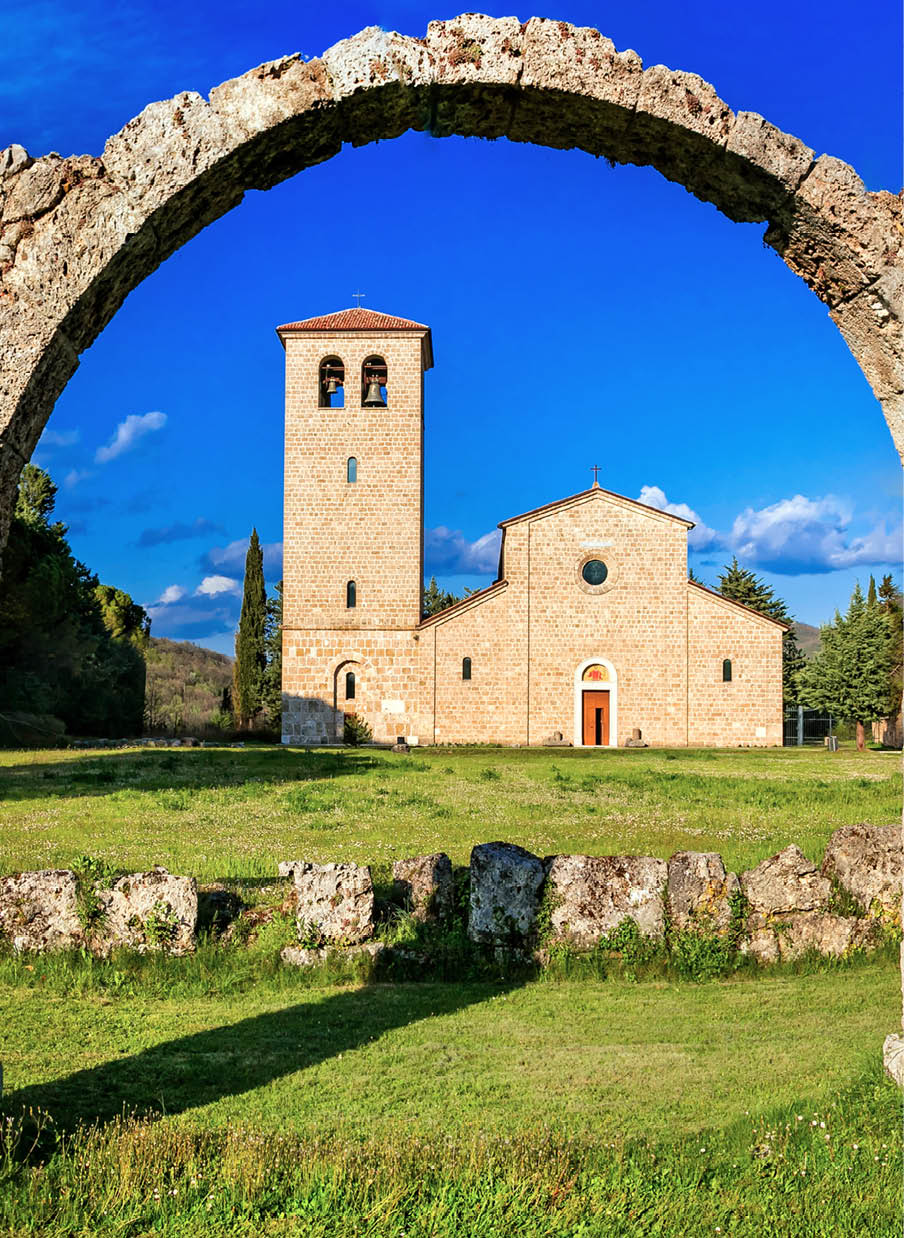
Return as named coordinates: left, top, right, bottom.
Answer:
left=424, top=526, right=502, bottom=575
left=39, top=428, right=80, bottom=448
left=195, top=575, right=240, bottom=598
left=156, top=584, right=187, bottom=605
left=95, top=411, right=166, bottom=463
left=637, top=485, right=719, bottom=550
left=145, top=598, right=239, bottom=641
left=638, top=484, right=901, bottom=575
left=63, top=467, right=93, bottom=487
left=729, top=494, right=902, bottom=574
left=201, top=537, right=283, bottom=576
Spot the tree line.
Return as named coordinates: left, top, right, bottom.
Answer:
left=0, top=465, right=149, bottom=740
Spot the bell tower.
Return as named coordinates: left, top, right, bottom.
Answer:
left=278, top=307, right=433, bottom=744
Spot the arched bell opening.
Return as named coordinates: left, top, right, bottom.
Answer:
left=319, top=356, right=345, bottom=408
left=361, top=356, right=388, bottom=407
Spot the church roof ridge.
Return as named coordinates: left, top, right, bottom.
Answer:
left=687, top=578, right=790, bottom=629
left=497, top=486, right=696, bottom=530
left=276, top=307, right=430, bottom=332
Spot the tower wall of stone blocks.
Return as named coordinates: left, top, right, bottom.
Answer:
left=280, top=314, right=429, bottom=744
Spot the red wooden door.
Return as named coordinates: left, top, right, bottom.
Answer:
left=582, top=690, right=610, bottom=746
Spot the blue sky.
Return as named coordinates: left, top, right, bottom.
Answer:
left=6, top=0, right=901, bottom=654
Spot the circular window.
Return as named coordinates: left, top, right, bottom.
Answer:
left=581, top=559, right=608, bottom=586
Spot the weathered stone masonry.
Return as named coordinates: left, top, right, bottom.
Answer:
left=280, top=307, right=785, bottom=747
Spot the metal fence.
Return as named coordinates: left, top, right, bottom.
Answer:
left=783, top=706, right=834, bottom=747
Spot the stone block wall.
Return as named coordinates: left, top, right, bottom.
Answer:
left=281, top=328, right=426, bottom=631
left=1, top=824, right=898, bottom=968
left=687, top=583, right=784, bottom=746
left=281, top=323, right=428, bottom=745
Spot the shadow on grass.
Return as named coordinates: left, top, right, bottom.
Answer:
left=2, top=977, right=521, bottom=1146
left=0, top=747, right=393, bottom=802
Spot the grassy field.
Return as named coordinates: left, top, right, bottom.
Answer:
left=0, top=744, right=900, bottom=1234
left=0, top=947, right=900, bottom=1235
left=0, top=743, right=899, bottom=879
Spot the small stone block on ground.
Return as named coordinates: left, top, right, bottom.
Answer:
left=291, top=861, right=375, bottom=943
left=741, top=844, right=831, bottom=915
left=96, top=867, right=198, bottom=955
left=667, top=851, right=740, bottom=935
left=545, top=854, right=667, bottom=945
left=0, top=869, right=83, bottom=952
left=392, top=852, right=454, bottom=922
left=821, top=823, right=902, bottom=921
left=468, top=842, right=545, bottom=944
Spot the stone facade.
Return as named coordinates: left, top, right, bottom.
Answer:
left=281, top=308, right=785, bottom=747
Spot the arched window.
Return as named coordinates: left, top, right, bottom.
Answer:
left=361, top=355, right=387, bottom=407
left=346, top=580, right=356, bottom=609
left=347, top=456, right=357, bottom=483
left=722, top=658, right=732, bottom=682
left=319, top=356, right=344, bottom=408
left=345, top=671, right=356, bottom=700
left=462, top=657, right=472, bottom=680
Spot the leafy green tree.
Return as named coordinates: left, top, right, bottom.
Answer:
left=422, top=576, right=460, bottom=617
left=15, top=463, right=59, bottom=529
left=95, top=585, right=150, bottom=651
left=688, top=566, right=703, bottom=584
left=799, top=581, right=896, bottom=750
left=717, top=557, right=804, bottom=704
left=0, top=464, right=147, bottom=737
left=233, top=529, right=267, bottom=728
left=262, top=579, right=283, bottom=728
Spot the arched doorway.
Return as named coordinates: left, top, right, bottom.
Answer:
left=574, top=657, right=618, bottom=749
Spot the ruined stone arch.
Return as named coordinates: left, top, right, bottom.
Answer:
left=0, top=13, right=900, bottom=560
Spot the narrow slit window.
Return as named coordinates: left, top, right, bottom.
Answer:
left=345, top=671, right=356, bottom=700
left=346, top=580, right=356, bottom=609
left=722, top=658, right=732, bottom=682
left=462, top=657, right=472, bottom=681
left=347, top=456, right=357, bottom=483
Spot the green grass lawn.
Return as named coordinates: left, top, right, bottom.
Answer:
left=0, top=743, right=899, bottom=878
left=0, top=744, right=900, bottom=1235
left=0, top=951, right=900, bottom=1235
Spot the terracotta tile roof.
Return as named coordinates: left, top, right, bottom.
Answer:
left=498, top=485, right=695, bottom=530
left=276, top=307, right=429, bottom=332
left=688, top=579, right=790, bottom=629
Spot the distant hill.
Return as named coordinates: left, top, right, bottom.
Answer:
left=144, top=637, right=233, bottom=736
left=791, top=622, right=822, bottom=657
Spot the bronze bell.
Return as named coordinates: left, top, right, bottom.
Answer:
left=324, top=377, right=341, bottom=395
left=363, top=378, right=386, bottom=407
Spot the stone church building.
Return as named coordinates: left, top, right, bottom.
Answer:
left=279, top=308, right=784, bottom=748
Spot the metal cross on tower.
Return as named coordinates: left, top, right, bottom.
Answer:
left=352, top=290, right=366, bottom=307
left=590, top=464, right=601, bottom=486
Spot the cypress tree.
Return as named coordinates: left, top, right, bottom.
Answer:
left=261, top=579, right=283, bottom=728
left=233, top=529, right=267, bottom=728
